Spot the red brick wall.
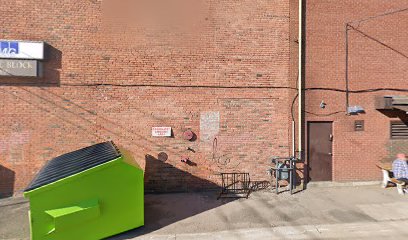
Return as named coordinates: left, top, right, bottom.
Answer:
left=0, top=0, right=292, bottom=194
left=305, top=0, right=408, bottom=181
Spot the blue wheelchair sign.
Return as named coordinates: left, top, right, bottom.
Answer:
left=0, top=41, right=19, bottom=55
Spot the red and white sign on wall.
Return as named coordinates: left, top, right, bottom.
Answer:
left=152, top=127, right=172, bottom=137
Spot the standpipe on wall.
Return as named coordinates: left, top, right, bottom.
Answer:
left=298, top=0, right=303, bottom=159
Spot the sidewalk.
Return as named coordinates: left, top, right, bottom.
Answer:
left=0, top=185, right=407, bottom=240
left=111, top=185, right=408, bottom=240
left=134, top=221, right=408, bottom=240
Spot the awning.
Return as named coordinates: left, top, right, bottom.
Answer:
left=393, top=105, right=408, bottom=113
left=375, top=96, right=408, bottom=113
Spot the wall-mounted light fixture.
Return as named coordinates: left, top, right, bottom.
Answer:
left=320, top=100, right=327, bottom=109
left=347, top=105, right=365, bottom=115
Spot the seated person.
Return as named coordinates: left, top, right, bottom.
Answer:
left=392, top=153, right=408, bottom=185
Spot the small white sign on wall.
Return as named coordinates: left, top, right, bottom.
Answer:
left=152, top=127, right=172, bottom=137
left=0, top=40, right=44, bottom=60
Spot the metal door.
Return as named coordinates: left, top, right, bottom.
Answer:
left=307, top=122, right=333, bottom=181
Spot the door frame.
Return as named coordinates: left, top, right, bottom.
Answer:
left=306, top=121, right=334, bottom=182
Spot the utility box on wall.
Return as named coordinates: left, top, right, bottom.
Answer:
left=23, top=141, right=144, bottom=240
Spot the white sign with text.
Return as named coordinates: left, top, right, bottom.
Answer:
left=152, top=127, right=172, bottom=137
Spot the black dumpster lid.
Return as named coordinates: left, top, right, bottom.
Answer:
left=25, top=141, right=121, bottom=192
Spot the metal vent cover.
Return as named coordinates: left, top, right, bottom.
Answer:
left=391, top=121, right=408, bottom=139
left=354, top=120, right=364, bottom=131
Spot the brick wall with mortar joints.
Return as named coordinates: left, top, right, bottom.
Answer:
left=0, top=0, right=293, bottom=194
left=305, top=0, right=408, bottom=181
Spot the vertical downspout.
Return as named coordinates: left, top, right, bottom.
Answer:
left=292, top=121, right=295, bottom=156
left=298, top=0, right=303, bottom=158
left=345, top=23, right=350, bottom=113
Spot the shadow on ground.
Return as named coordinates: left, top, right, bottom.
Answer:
left=107, top=154, right=238, bottom=239
left=1, top=184, right=406, bottom=240
left=108, top=191, right=235, bottom=239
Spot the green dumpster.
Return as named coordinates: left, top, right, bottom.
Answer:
left=24, top=141, right=144, bottom=240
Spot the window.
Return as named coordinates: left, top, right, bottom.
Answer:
left=390, top=121, right=408, bottom=139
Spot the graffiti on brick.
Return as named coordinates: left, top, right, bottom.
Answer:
left=210, top=137, right=240, bottom=169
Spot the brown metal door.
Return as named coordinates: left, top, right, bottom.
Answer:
left=307, top=122, right=333, bottom=181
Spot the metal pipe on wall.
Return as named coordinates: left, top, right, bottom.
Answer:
left=292, top=120, right=295, bottom=156
left=345, top=23, right=350, bottom=114
left=298, top=0, right=303, bottom=158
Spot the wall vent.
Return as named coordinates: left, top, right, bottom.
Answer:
left=354, top=120, right=364, bottom=131
left=391, top=121, right=408, bottom=139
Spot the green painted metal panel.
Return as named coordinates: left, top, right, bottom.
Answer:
left=45, top=198, right=100, bottom=233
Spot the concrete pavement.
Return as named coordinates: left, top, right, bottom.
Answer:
left=0, top=185, right=407, bottom=239
left=133, top=221, right=408, bottom=240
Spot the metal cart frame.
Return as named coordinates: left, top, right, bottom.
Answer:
left=269, top=157, right=299, bottom=195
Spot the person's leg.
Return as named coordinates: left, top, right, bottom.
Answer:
left=397, top=178, right=408, bottom=184
left=397, top=178, right=408, bottom=194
